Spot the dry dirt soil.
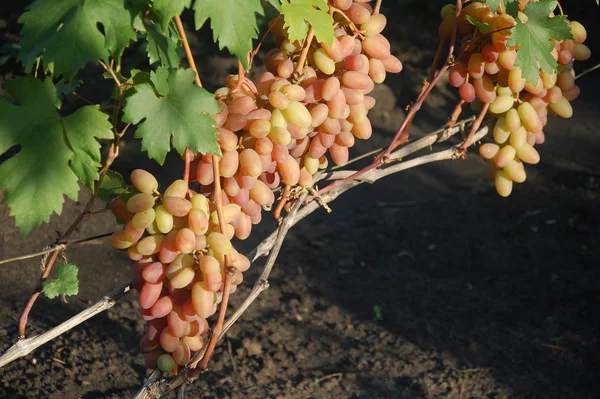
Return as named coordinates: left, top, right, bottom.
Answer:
left=1, top=2, right=599, bottom=399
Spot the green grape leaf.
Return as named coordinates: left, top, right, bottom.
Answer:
left=146, top=23, right=181, bottom=69
left=280, top=0, right=333, bottom=46
left=19, top=0, right=136, bottom=79
left=152, top=0, right=191, bottom=31
left=42, top=264, right=79, bottom=299
left=466, top=15, right=490, bottom=33
left=0, top=76, right=111, bottom=237
left=193, top=0, right=264, bottom=70
left=485, top=0, right=519, bottom=16
left=267, top=0, right=282, bottom=12
left=150, top=66, right=171, bottom=96
left=98, top=170, right=127, bottom=201
left=507, top=0, right=572, bottom=83
left=63, top=107, right=114, bottom=190
left=122, top=68, right=221, bottom=165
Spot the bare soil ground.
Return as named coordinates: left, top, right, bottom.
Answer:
left=1, top=2, right=599, bottom=399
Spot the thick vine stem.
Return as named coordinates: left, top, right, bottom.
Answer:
left=1, top=281, right=132, bottom=367
left=0, top=232, right=114, bottom=266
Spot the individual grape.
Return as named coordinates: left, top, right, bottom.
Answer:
left=504, top=159, right=527, bottom=183
left=163, top=197, right=192, bottom=217
left=269, top=90, right=289, bottom=110
left=157, top=354, right=176, bottom=372
left=239, top=149, right=262, bottom=177
left=516, top=143, right=540, bottom=165
left=131, top=170, right=158, bottom=194
left=169, top=266, right=196, bottom=289
left=168, top=308, right=190, bottom=338
left=313, top=48, right=336, bottom=74
left=282, top=101, right=312, bottom=129
left=137, top=234, right=164, bottom=256
left=489, top=95, right=514, bottom=114
left=479, top=143, right=500, bottom=160
left=160, top=328, right=179, bottom=353
left=495, top=170, right=513, bottom=197
left=190, top=193, right=210, bottom=214
left=549, top=96, right=573, bottom=118
left=175, top=228, right=196, bottom=254
left=362, top=13, right=387, bottom=37
left=127, top=193, right=155, bottom=213
left=131, top=208, right=156, bottom=230
left=494, top=145, right=516, bottom=168
left=139, top=281, right=163, bottom=309
left=188, top=208, right=209, bottom=235
left=207, top=232, right=233, bottom=255
left=493, top=118, right=511, bottom=144
left=142, top=262, right=166, bottom=284
left=517, top=102, right=543, bottom=133
left=219, top=150, right=240, bottom=178
left=164, top=180, right=187, bottom=198
left=472, top=75, right=497, bottom=103
left=278, top=156, right=301, bottom=186
left=322, top=77, right=341, bottom=102
left=109, top=231, right=133, bottom=249
left=362, top=34, right=391, bottom=60
left=448, top=63, right=467, bottom=88
left=181, top=335, right=204, bottom=351
left=150, top=296, right=174, bottom=318
left=192, top=282, right=216, bottom=319
left=459, top=82, right=476, bottom=103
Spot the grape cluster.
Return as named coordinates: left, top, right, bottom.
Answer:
left=439, top=1, right=590, bottom=196
left=109, top=170, right=249, bottom=371
left=110, top=0, right=402, bottom=372
left=191, top=0, right=402, bottom=239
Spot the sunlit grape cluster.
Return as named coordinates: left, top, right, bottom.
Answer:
left=191, top=0, right=402, bottom=233
left=110, top=0, right=401, bottom=372
left=109, top=170, right=249, bottom=371
left=439, top=1, right=590, bottom=196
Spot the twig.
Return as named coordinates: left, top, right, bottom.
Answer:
left=99, top=61, right=122, bottom=88
left=314, top=372, right=343, bottom=384
left=575, top=62, right=600, bottom=80
left=0, top=232, right=114, bottom=266
left=174, top=15, right=202, bottom=87
left=0, top=281, right=132, bottom=368
left=295, top=27, right=315, bottom=75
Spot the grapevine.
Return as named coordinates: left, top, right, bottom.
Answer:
left=0, top=0, right=597, bottom=397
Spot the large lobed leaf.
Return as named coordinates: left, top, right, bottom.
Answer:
left=122, top=68, right=221, bottom=165
left=19, top=0, right=137, bottom=79
left=506, top=0, right=572, bottom=83
left=0, top=77, right=113, bottom=237
left=193, top=0, right=264, bottom=70
left=280, top=0, right=333, bottom=46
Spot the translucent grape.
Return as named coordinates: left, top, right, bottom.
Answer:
left=131, top=170, right=158, bottom=194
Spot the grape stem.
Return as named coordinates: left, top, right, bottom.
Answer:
left=0, top=232, right=115, bottom=266
left=459, top=102, right=490, bottom=151
left=174, top=15, right=202, bottom=87
left=374, top=0, right=382, bottom=15
left=295, top=27, right=315, bottom=75
left=273, top=185, right=291, bottom=221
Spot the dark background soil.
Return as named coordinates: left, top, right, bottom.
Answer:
left=1, top=1, right=599, bottom=399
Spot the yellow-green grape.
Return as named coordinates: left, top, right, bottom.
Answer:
left=494, top=145, right=516, bottom=168
left=518, top=102, right=543, bottom=133
left=313, top=48, right=336, bottom=75
left=164, top=179, right=187, bottom=198
left=131, top=208, right=156, bottom=230
left=516, top=143, right=540, bottom=165
left=495, top=170, right=513, bottom=197
left=489, top=95, right=514, bottom=114
left=210, top=204, right=241, bottom=225
left=549, top=96, right=573, bottom=118
left=131, top=169, right=158, bottom=194
left=206, top=232, right=233, bottom=255
left=190, top=194, right=209, bottom=214
left=282, top=101, right=312, bottom=129
left=504, top=160, right=527, bottom=183
left=127, top=193, right=155, bottom=213
left=155, top=205, right=174, bottom=234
